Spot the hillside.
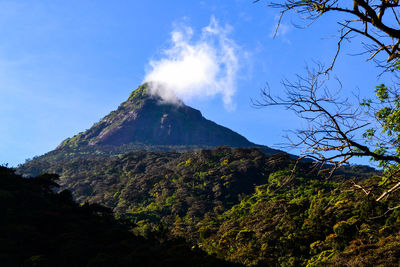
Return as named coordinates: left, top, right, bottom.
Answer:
left=0, top=166, right=239, bottom=267
left=18, top=146, right=398, bottom=266
left=19, top=147, right=279, bottom=214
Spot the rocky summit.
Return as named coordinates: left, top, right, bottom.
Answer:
left=58, top=84, right=259, bottom=150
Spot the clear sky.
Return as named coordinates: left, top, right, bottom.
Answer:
left=0, top=0, right=389, bottom=167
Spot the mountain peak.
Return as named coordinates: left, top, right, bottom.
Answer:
left=125, top=83, right=155, bottom=102
left=57, top=84, right=256, bottom=151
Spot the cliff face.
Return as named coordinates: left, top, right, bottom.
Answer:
left=58, top=84, right=254, bottom=149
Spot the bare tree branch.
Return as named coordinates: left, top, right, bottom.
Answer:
left=258, top=0, right=400, bottom=71
left=253, top=65, right=400, bottom=171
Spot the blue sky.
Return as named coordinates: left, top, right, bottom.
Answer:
left=0, top=0, right=388, bottom=166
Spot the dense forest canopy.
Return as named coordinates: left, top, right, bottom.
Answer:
left=20, top=147, right=400, bottom=266
left=0, top=166, right=238, bottom=267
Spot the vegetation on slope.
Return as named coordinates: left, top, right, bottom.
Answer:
left=193, top=168, right=400, bottom=266
left=18, top=146, right=400, bottom=266
left=0, top=166, right=238, bottom=267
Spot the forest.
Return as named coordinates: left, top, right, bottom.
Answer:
left=18, top=146, right=400, bottom=266
left=0, top=165, right=238, bottom=266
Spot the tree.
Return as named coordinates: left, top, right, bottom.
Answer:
left=255, top=1, right=400, bottom=202
left=261, top=0, right=400, bottom=71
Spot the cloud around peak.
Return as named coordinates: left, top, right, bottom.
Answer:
left=144, top=16, right=240, bottom=110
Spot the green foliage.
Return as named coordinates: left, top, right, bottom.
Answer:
left=18, top=147, right=394, bottom=266
left=0, top=166, right=238, bottom=267
left=361, top=84, right=400, bottom=169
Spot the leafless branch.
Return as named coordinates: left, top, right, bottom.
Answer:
left=253, top=65, right=400, bottom=171
left=260, top=0, right=400, bottom=71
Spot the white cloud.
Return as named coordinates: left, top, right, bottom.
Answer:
left=144, top=16, right=240, bottom=110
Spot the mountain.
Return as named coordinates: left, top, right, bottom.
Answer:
left=57, top=84, right=273, bottom=152
left=21, top=83, right=281, bottom=168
